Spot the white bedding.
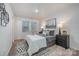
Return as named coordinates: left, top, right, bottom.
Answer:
left=26, top=35, right=47, bottom=56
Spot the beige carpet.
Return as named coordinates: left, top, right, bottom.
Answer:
left=15, top=43, right=76, bottom=56
left=34, top=45, right=76, bottom=56
left=12, top=39, right=77, bottom=56
left=9, top=39, right=79, bottom=56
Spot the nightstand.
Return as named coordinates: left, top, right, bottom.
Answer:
left=56, top=35, right=70, bottom=49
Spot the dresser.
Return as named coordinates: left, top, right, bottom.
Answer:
left=56, top=35, right=70, bottom=49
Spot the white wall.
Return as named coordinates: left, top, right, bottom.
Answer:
left=0, top=4, right=14, bottom=55
left=14, top=17, right=40, bottom=39
left=54, top=5, right=79, bottom=50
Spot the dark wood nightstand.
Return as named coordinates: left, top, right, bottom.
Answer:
left=56, top=35, right=70, bottom=49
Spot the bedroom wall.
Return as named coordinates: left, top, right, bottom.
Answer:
left=45, top=5, right=79, bottom=50
left=14, top=17, right=40, bottom=40
left=0, top=4, right=14, bottom=55
left=56, top=5, right=79, bottom=50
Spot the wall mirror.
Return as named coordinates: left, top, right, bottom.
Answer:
left=0, top=3, right=9, bottom=27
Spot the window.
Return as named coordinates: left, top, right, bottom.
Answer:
left=22, top=21, right=29, bottom=32
left=31, top=21, right=37, bottom=32
left=22, top=20, right=39, bottom=33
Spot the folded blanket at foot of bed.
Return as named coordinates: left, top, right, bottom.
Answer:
left=26, top=35, right=47, bottom=56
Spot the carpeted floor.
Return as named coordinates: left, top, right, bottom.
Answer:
left=34, top=45, right=76, bottom=56
left=9, top=39, right=79, bottom=56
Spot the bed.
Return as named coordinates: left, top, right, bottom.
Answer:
left=25, top=35, right=47, bottom=56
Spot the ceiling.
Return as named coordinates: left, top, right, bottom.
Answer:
left=10, top=3, right=78, bottom=20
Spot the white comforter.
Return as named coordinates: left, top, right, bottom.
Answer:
left=26, top=35, right=47, bottom=56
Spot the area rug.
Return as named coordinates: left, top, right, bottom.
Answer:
left=14, top=40, right=77, bottom=56
left=34, top=45, right=76, bottom=56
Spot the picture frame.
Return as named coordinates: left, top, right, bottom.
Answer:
left=46, top=18, right=56, bottom=28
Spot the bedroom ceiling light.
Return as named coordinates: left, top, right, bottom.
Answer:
left=34, top=9, right=39, bottom=13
